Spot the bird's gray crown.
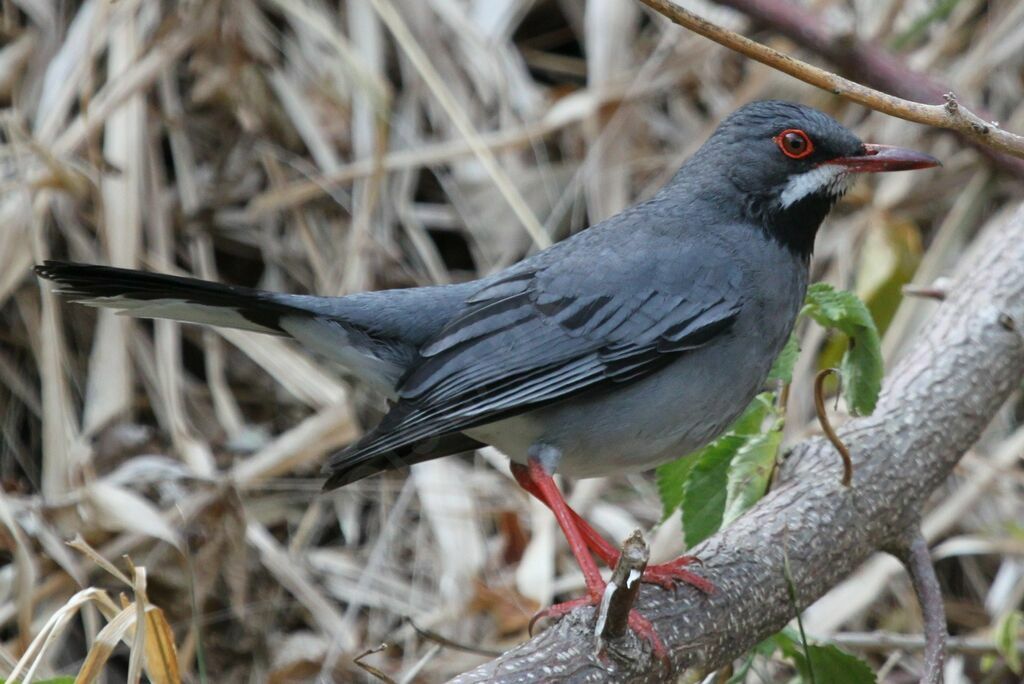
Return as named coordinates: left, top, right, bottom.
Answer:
left=674, top=100, right=866, bottom=258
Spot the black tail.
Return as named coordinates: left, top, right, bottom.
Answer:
left=35, top=260, right=296, bottom=334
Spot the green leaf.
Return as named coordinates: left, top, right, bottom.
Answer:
left=765, top=629, right=876, bottom=684
left=768, top=330, right=800, bottom=383
left=722, top=424, right=782, bottom=526
left=995, top=609, right=1023, bottom=674
left=680, top=434, right=745, bottom=547
left=770, top=627, right=803, bottom=658
left=802, top=283, right=883, bottom=415
left=655, top=455, right=696, bottom=519
left=791, top=644, right=877, bottom=684
left=840, top=335, right=883, bottom=416
left=731, top=392, right=775, bottom=435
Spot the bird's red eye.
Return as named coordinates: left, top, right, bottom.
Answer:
left=774, top=129, right=814, bottom=159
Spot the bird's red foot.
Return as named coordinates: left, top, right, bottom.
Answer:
left=527, top=595, right=592, bottom=634
left=641, top=555, right=715, bottom=594
left=529, top=590, right=670, bottom=666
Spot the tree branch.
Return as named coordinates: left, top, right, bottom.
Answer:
left=893, top=534, right=947, bottom=684
left=635, top=0, right=1024, bottom=176
left=451, top=203, right=1024, bottom=682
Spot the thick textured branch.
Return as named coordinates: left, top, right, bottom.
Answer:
left=451, top=204, right=1024, bottom=682
left=636, top=0, right=1024, bottom=176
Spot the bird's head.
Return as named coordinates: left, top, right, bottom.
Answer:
left=684, top=100, right=940, bottom=258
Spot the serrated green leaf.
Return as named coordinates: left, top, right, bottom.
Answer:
left=768, top=331, right=800, bottom=383
left=994, top=609, right=1023, bottom=674
left=680, top=434, right=745, bottom=547
left=802, top=283, right=883, bottom=415
left=802, top=283, right=877, bottom=340
left=723, top=425, right=782, bottom=526
left=791, top=644, right=877, bottom=684
left=655, top=455, right=697, bottom=519
left=840, top=333, right=883, bottom=415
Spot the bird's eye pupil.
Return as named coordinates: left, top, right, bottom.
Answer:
left=776, top=129, right=814, bottom=159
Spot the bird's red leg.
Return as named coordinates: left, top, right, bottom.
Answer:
left=510, top=459, right=668, bottom=662
left=509, top=460, right=606, bottom=593
left=510, top=463, right=614, bottom=568
left=510, top=462, right=714, bottom=594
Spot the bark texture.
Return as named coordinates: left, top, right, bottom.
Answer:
left=451, top=203, right=1024, bottom=683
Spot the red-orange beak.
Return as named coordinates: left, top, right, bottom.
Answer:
left=831, top=144, right=941, bottom=173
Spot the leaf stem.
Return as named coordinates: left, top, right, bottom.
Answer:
left=814, top=368, right=853, bottom=487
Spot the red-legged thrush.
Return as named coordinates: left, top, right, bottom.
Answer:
left=35, top=101, right=940, bottom=656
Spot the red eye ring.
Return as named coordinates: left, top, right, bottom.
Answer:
left=774, top=129, right=814, bottom=159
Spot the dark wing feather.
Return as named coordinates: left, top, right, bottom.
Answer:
left=323, top=264, right=742, bottom=485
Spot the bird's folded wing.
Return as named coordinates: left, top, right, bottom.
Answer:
left=324, top=262, right=743, bottom=478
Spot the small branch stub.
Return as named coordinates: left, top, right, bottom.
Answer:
left=903, top=280, right=950, bottom=301
left=595, top=530, right=650, bottom=643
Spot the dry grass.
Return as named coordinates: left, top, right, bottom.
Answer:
left=0, top=0, right=1021, bottom=681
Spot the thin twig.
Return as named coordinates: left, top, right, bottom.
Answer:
left=902, top=284, right=949, bottom=301
left=405, top=617, right=503, bottom=658
left=713, top=0, right=1024, bottom=178
left=354, top=644, right=398, bottom=684
left=813, top=369, right=853, bottom=487
left=636, top=0, right=1024, bottom=161
left=832, top=631, right=1023, bottom=658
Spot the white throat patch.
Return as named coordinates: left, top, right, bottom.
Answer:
left=779, top=164, right=850, bottom=209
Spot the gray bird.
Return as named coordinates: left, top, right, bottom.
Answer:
left=35, top=100, right=939, bottom=655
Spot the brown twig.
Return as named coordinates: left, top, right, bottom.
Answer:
left=636, top=0, right=1024, bottom=165
left=902, top=284, right=949, bottom=301
left=405, top=617, right=503, bottom=658
left=813, top=368, right=853, bottom=487
left=712, top=0, right=1024, bottom=178
left=353, top=644, right=397, bottom=684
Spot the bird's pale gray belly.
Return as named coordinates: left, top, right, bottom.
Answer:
left=466, top=327, right=780, bottom=478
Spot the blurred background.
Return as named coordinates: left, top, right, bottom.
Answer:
left=0, top=0, right=1022, bottom=681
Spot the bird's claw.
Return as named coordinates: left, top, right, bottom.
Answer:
left=641, top=555, right=715, bottom=594
left=529, top=592, right=670, bottom=666
left=527, top=596, right=591, bottom=635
